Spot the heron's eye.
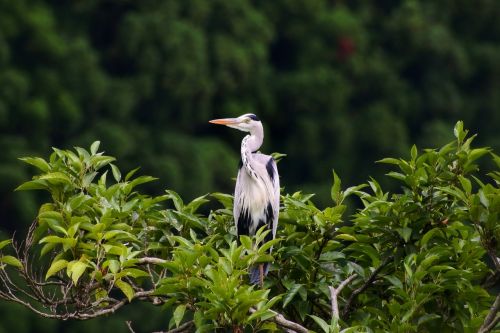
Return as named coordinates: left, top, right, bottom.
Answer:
left=244, top=118, right=251, bottom=123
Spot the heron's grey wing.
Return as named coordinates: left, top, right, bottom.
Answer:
left=268, top=157, right=280, bottom=238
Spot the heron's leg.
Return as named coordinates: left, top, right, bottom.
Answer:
left=259, top=264, right=264, bottom=288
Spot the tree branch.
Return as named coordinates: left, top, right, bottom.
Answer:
left=152, top=320, right=194, bottom=333
left=249, top=307, right=309, bottom=333
left=329, top=274, right=357, bottom=320
left=342, top=255, right=393, bottom=318
left=126, top=321, right=136, bottom=333
left=137, top=257, right=167, bottom=265
left=479, top=293, right=500, bottom=333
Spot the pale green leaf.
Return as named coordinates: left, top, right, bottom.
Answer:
left=110, top=164, right=121, bottom=182
left=46, top=259, right=68, bottom=279
left=19, top=157, right=50, bottom=172
left=0, top=255, right=23, bottom=269
left=115, top=279, right=134, bottom=302
left=68, top=260, right=87, bottom=285
left=90, top=141, right=100, bottom=155
left=173, top=304, right=186, bottom=328
left=0, top=239, right=11, bottom=250
left=309, top=315, right=330, bottom=333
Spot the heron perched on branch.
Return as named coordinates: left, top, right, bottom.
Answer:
left=209, top=114, right=280, bottom=286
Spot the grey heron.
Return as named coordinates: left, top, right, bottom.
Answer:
left=209, top=113, right=280, bottom=286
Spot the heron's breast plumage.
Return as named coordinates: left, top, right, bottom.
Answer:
left=237, top=169, right=269, bottom=235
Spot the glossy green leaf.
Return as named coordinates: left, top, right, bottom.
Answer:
left=0, top=239, right=11, bottom=250
left=90, top=141, right=100, bottom=155
left=46, top=259, right=68, bottom=279
left=67, top=260, right=87, bottom=285
left=309, top=315, right=330, bottom=333
left=331, top=170, right=341, bottom=204
left=0, top=255, right=23, bottom=269
left=19, top=157, right=50, bottom=172
left=283, top=284, right=303, bottom=308
left=110, top=164, right=121, bottom=182
left=115, top=279, right=134, bottom=302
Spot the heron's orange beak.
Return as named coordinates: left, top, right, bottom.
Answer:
left=209, top=118, right=240, bottom=125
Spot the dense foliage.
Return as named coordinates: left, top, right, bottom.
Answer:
left=1, top=122, right=498, bottom=332
left=2, top=0, right=500, bottom=233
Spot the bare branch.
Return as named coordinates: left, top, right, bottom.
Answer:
left=137, top=257, right=167, bottom=265
left=126, top=321, right=136, bottom=333
left=249, top=307, right=309, bottom=333
left=329, top=274, right=357, bottom=320
left=479, top=294, right=500, bottom=333
left=152, top=320, right=195, bottom=333
left=342, top=255, right=393, bottom=318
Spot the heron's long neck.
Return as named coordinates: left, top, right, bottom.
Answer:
left=241, top=128, right=264, bottom=179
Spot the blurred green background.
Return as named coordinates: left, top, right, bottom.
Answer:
left=1, top=0, right=499, bottom=331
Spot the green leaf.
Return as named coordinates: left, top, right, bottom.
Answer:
left=40, top=242, right=57, bottom=257
left=110, top=164, right=121, bottom=182
left=331, top=170, right=341, bottom=204
left=173, top=304, right=186, bottom=328
left=377, top=157, right=401, bottom=165
left=46, top=259, right=68, bottom=279
left=258, top=238, right=281, bottom=254
left=0, top=255, right=23, bottom=269
left=123, top=175, right=157, bottom=194
left=90, top=141, right=100, bottom=155
left=454, top=121, right=464, bottom=141
left=458, top=176, right=472, bottom=195
left=396, top=227, right=412, bottom=243
left=336, top=234, right=357, bottom=242
left=467, top=148, right=490, bottom=164
left=104, top=259, right=121, bottom=274
left=115, top=279, right=134, bottom=302
left=240, top=236, right=252, bottom=250
left=121, top=268, right=150, bottom=278
left=15, top=179, right=47, bottom=191
left=384, top=275, right=403, bottom=290
left=125, top=167, right=141, bottom=181
left=211, top=192, right=233, bottom=208
left=19, top=157, right=50, bottom=172
left=165, top=190, right=184, bottom=210
left=411, top=144, right=418, bottom=161
left=185, top=195, right=209, bottom=213
left=479, top=189, right=489, bottom=208
left=38, top=172, right=72, bottom=185
left=309, top=315, right=330, bottom=333
left=319, top=251, right=345, bottom=262
left=417, top=313, right=441, bottom=325
left=67, top=260, right=87, bottom=285
left=283, top=284, right=303, bottom=308
left=0, top=239, right=11, bottom=250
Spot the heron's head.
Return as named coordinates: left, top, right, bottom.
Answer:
left=209, top=113, right=261, bottom=133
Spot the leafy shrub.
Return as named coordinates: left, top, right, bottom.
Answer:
left=0, top=122, right=498, bottom=332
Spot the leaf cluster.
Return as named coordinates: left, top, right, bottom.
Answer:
left=1, top=122, right=498, bottom=332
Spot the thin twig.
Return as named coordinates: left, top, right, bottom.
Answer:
left=342, top=255, right=393, bottom=318
left=153, top=320, right=195, bottom=333
left=249, top=307, right=309, bottom=333
left=329, top=274, right=357, bottom=320
left=126, top=321, right=136, bottom=333
left=479, top=294, right=500, bottom=333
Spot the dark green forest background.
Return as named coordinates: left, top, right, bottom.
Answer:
left=1, top=0, right=499, bottom=331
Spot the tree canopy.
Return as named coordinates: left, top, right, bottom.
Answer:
left=1, top=122, right=498, bottom=332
